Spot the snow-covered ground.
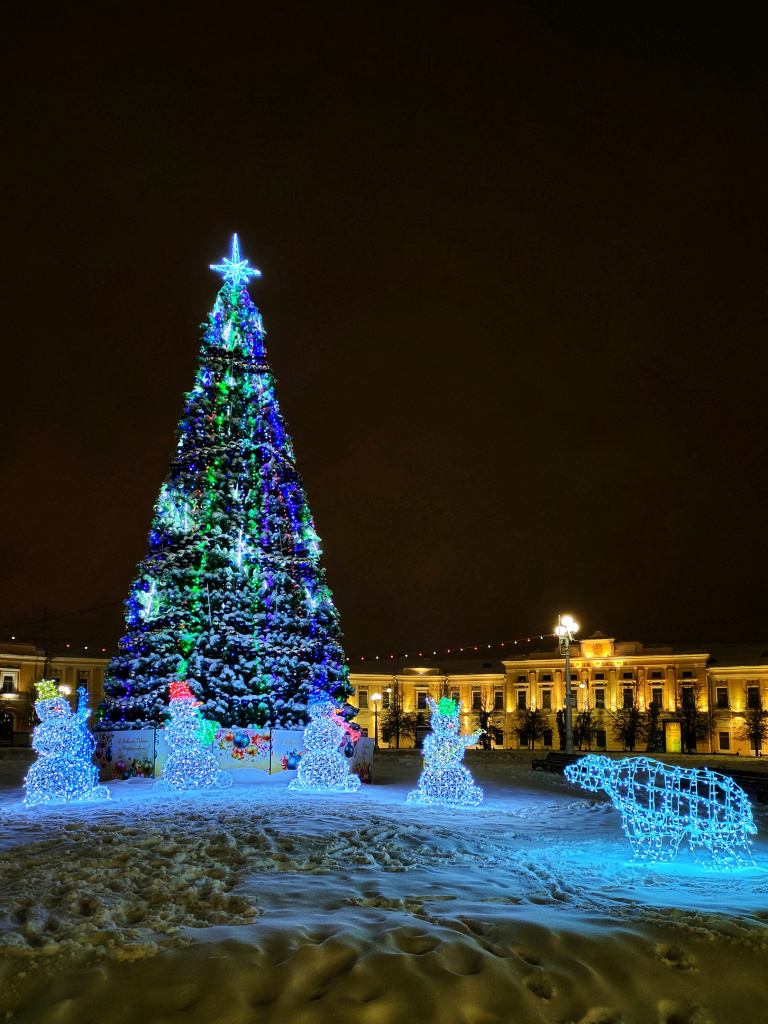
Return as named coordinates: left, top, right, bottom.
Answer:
left=2, top=750, right=768, bottom=1023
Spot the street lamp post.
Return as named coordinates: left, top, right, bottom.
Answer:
left=371, top=692, right=382, bottom=750
left=555, top=615, right=579, bottom=755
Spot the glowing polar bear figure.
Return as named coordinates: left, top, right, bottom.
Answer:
left=407, top=697, right=483, bottom=807
left=564, top=755, right=756, bottom=867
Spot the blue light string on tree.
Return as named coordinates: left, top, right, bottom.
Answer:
left=407, top=697, right=484, bottom=807
left=154, top=681, right=233, bottom=794
left=564, top=755, right=757, bottom=868
left=25, top=682, right=110, bottom=807
left=288, top=690, right=361, bottom=793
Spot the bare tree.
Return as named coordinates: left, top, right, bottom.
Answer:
left=608, top=682, right=645, bottom=752
left=673, top=678, right=711, bottom=755
left=736, top=685, right=768, bottom=755
left=381, top=680, right=418, bottom=749
left=640, top=699, right=664, bottom=753
left=469, top=687, right=505, bottom=749
left=514, top=707, right=547, bottom=749
left=574, top=709, right=596, bottom=751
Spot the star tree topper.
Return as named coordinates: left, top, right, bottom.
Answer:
left=210, top=233, right=261, bottom=288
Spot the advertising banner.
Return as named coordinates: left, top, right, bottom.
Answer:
left=93, top=729, right=160, bottom=781
left=94, top=725, right=372, bottom=780
left=213, top=727, right=271, bottom=771
left=270, top=729, right=307, bottom=774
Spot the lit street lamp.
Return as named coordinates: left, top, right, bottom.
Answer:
left=555, top=615, right=579, bottom=754
left=371, top=692, right=382, bottom=750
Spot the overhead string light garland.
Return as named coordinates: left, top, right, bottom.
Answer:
left=349, top=632, right=559, bottom=663
left=564, top=755, right=757, bottom=868
left=25, top=682, right=110, bottom=807
left=101, top=235, right=350, bottom=731
left=407, top=697, right=483, bottom=807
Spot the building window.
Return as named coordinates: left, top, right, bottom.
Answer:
left=543, top=729, right=553, bottom=747
left=358, top=690, right=369, bottom=709
left=623, top=688, right=634, bottom=709
left=622, top=672, right=633, bottom=680
left=78, top=675, right=89, bottom=692
left=1, top=675, right=16, bottom=694
left=594, top=688, right=605, bottom=710
left=595, top=729, right=607, bottom=749
left=381, top=726, right=391, bottom=744
left=650, top=671, right=662, bottom=680
left=570, top=673, right=578, bottom=681
left=747, top=686, right=760, bottom=710
left=716, top=687, right=728, bottom=710
left=594, top=673, right=605, bottom=681
left=517, top=675, right=527, bottom=683
left=517, top=690, right=527, bottom=710
left=451, top=690, right=459, bottom=704
left=541, top=673, right=552, bottom=682
left=493, top=690, right=504, bottom=711
left=651, top=688, right=662, bottom=707
left=471, top=690, right=482, bottom=710
left=719, top=732, right=730, bottom=750
left=382, top=691, right=391, bottom=709
left=682, top=687, right=695, bottom=709
left=541, top=690, right=552, bottom=710
left=518, top=730, right=529, bottom=747
left=492, top=727, right=504, bottom=745
left=417, top=691, right=427, bottom=710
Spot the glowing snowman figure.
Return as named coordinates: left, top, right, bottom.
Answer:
left=154, top=681, right=232, bottom=793
left=407, top=697, right=483, bottom=807
left=25, top=681, right=110, bottom=807
left=288, top=691, right=361, bottom=793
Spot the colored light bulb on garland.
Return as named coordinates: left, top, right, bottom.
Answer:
left=288, top=691, right=361, bottom=793
left=407, top=697, right=483, bottom=807
left=25, top=684, right=110, bottom=807
left=154, top=682, right=232, bottom=794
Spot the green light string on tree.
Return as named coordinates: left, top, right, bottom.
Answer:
left=101, top=236, right=350, bottom=731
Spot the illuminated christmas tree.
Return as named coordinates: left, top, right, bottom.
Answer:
left=288, top=691, right=361, bottom=793
left=407, top=697, right=483, bottom=807
left=25, top=682, right=110, bottom=807
left=154, top=681, right=232, bottom=793
left=102, top=236, right=349, bottom=730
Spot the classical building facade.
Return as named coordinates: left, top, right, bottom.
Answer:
left=0, top=643, right=110, bottom=745
left=349, top=633, right=768, bottom=756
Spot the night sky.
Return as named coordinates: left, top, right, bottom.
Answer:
left=2, top=2, right=768, bottom=660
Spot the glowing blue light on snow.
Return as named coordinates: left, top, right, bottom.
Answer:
left=154, top=682, right=233, bottom=794
left=288, top=691, right=361, bottom=793
left=407, top=697, right=483, bottom=807
left=210, top=233, right=261, bottom=288
left=25, top=684, right=110, bottom=807
left=564, top=755, right=757, bottom=868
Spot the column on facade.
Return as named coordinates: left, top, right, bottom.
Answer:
left=608, top=668, right=617, bottom=710
left=554, top=669, right=563, bottom=709
left=666, top=667, right=676, bottom=711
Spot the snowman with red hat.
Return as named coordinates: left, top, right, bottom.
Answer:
left=154, top=681, right=232, bottom=793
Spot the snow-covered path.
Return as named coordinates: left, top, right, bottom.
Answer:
left=2, top=752, right=768, bottom=1023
